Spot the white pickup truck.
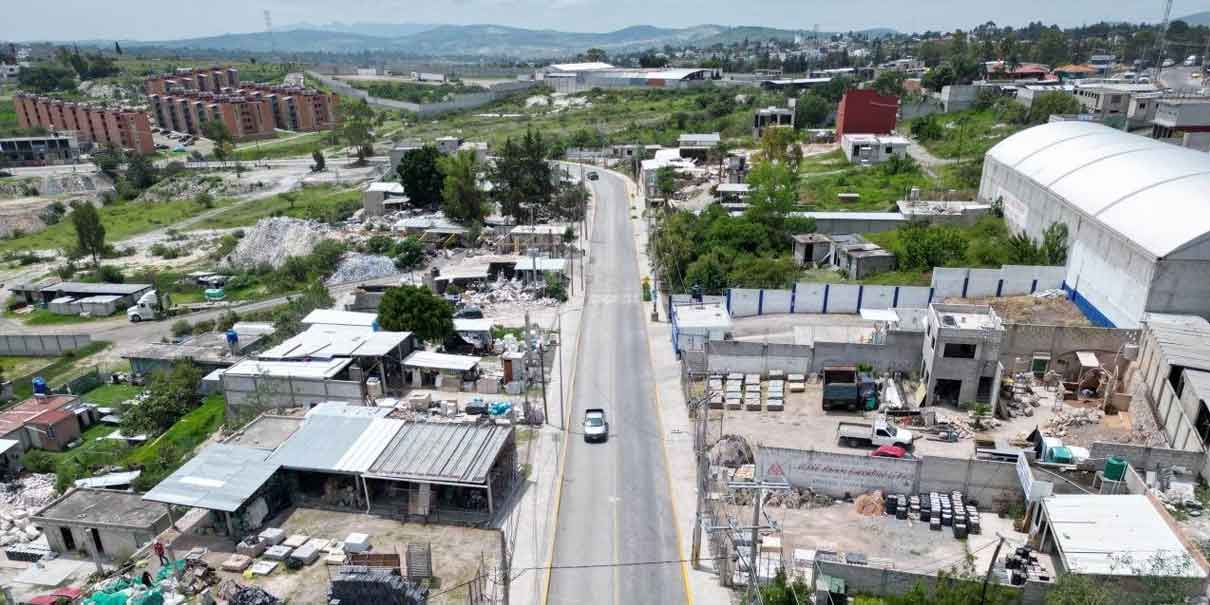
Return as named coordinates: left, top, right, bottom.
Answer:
left=837, top=419, right=914, bottom=449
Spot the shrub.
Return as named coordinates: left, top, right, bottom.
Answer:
left=192, top=319, right=216, bottom=335
left=97, top=265, right=125, bottom=283
left=21, top=450, right=55, bottom=473
left=171, top=319, right=192, bottom=338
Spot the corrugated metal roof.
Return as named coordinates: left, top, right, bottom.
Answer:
left=1145, top=319, right=1210, bottom=373
left=368, top=422, right=512, bottom=485
left=142, top=444, right=278, bottom=512
left=547, top=62, right=614, bottom=72
left=74, top=470, right=141, bottom=489
left=1043, top=494, right=1207, bottom=578
left=301, top=309, right=378, bottom=327
left=258, top=325, right=411, bottom=360
left=40, top=282, right=150, bottom=296
left=403, top=351, right=481, bottom=371
left=334, top=418, right=408, bottom=473
left=223, top=357, right=352, bottom=379
left=986, top=122, right=1210, bottom=258
left=268, top=412, right=379, bottom=473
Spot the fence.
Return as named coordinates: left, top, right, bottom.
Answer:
left=815, top=559, right=1050, bottom=605
left=757, top=446, right=1024, bottom=504
left=306, top=71, right=538, bottom=117
left=0, top=334, right=91, bottom=356
left=669, top=265, right=1067, bottom=320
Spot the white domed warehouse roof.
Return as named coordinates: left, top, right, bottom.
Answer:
left=985, top=121, right=1210, bottom=258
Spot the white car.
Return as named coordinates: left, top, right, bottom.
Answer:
left=583, top=408, right=608, bottom=442
left=1163, top=59, right=1176, bottom=68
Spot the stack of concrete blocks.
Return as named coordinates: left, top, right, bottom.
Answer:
left=283, top=534, right=309, bottom=549
left=263, top=545, right=292, bottom=561
left=289, top=538, right=328, bottom=566
left=767, top=379, right=785, bottom=411
left=788, top=374, right=806, bottom=392
left=250, top=560, right=279, bottom=576
left=708, top=375, right=725, bottom=409
left=725, top=373, right=743, bottom=410
left=744, top=374, right=762, bottom=411
left=258, top=528, right=286, bottom=546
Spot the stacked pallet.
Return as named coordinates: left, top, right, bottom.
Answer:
left=766, top=379, right=784, bottom=411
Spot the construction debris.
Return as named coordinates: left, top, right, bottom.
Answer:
left=854, top=491, right=885, bottom=516
left=710, top=434, right=754, bottom=468
left=218, top=580, right=283, bottom=605
left=762, top=487, right=833, bottom=509
left=326, top=253, right=399, bottom=285
left=329, top=566, right=428, bottom=605
left=223, top=217, right=330, bottom=270
left=461, top=277, right=560, bottom=310
left=1045, top=408, right=1105, bottom=438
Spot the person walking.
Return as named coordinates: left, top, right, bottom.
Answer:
left=153, top=540, right=168, bottom=566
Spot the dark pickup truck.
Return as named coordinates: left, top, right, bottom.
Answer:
left=822, top=366, right=878, bottom=411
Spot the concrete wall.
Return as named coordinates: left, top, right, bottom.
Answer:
left=758, top=446, right=1025, bottom=503
left=221, top=374, right=364, bottom=418
left=1136, top=327, right=1205, bottom=453
left=1088, top=441, right=1206, bottom=474
left=0, top=334, right=91, bottom=356
left=306, top=71, right=537, bottom=117
left=707, top=331, right=923, bottom=376
left=815, top=559, right=1047, bottom=605
left=999, top=323, right=1138, bottom=377
left=715, top=265, right=1065, bottom=319
left=40, top=520, right=169, bottom=561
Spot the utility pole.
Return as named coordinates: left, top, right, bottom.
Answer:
left=498, top=528, right=511, bottom=605
left=727, top=478, right=790, bottom=596
left=979, top=534, right=1008, bottom=605
left=523, top=309, right=531, bottom=421
left=538, top=319, right=548, bottom=425
left=557, top=311, right=565, bottom=430
left=689, top=390, right=712, bottom=567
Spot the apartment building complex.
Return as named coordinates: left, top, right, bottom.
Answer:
left=13, top=94, right=154, bottom=155
left=148, top=86, right=337, bottom=140
left=143, top=66, right=240, bottom=95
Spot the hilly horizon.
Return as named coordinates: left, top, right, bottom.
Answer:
left=70, top=22, right=897, bottom=58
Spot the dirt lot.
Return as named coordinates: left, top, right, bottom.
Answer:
left=945, top=294, right=1090, bottom=327
left=164, top=507, right=499, bottom=604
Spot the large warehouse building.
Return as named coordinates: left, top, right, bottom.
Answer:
left=980, top=121, right=1210, bottom=328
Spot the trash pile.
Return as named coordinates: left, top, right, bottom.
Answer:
left=218, top=580, right=283, bottom=605
left=0, top=473, right=56, bottom=508
left=853, top=491, right=885, bottom=516
left=710, top=434, right=754, bottom=468
left=1045, top=408, right=1104, bottom=438
left=325, top=253, right=398, bottom=285
left=224, top=217, right=330, bottom=270
left=760, top=487, right=833, bottom=510
left=462, top=278, right=560, bottom=310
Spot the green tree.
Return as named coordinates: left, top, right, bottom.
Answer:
left=488, top=129, right=555, bottom=223
left=336, top=99, right=376, bottom=162
left=1041, top=222, right=1069, bottom=265
left=377, top=285, right=455, bottom=343
left=124, top=153, right=159, bottom=190
left=896, top=221, right=967, bottom=270
left=911, top=114, right=944, bottom=141
left=201, top=119, right=233, bottom=147
left=1028, top=91, right=1081, bottom=124
left=270, top=281, right=334, bottom=343
left=684, top=251, right=730, bottom=294
left=794, top=92, right=831, bottom=128
left=745, top=160, right=801, bottom=244
left=393, top=237, right=425, bottom=270
left=757, top=569, right=812, bottom=605
left=583, top=48, right=607, bottom=63
left=438, top=150, right=488, bottom=224
left=728, top=255, right=800, bottom=289
left=871, top=70, right=907, bottom=97
left=1045, top=573, right=1112, bottom=605
left=655, top=166, right=679, bottom=198
left=397, top=146, right=444, bottom=207
left=759, top=127, right=798, bottom=163
left=17, top=65, right=76, bottom=93
left=120, top=361, right=203, bottom=436
left=69, top=201, right=106, bottom=267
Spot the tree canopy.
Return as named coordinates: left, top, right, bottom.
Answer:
left=438, top=150, right=488, bottom=225
left=377, top=285, right=455, bottom=343
left=397, top=145, right=445, bottom=208
left=70, top=201, right=106, bottom=267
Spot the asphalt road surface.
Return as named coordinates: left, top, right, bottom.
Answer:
left=1158, top=65, right=1206, bottom=93
left=545, top=170, right=687, bottom=604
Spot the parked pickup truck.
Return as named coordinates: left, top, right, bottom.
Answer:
left=837, top=418, right=914, bottom=449
left=583, top=408, right=609, bottom=442
left=821, top=366, right=878, bottom=411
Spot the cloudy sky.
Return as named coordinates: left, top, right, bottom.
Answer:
left=4, top=0, right=1210, bottom=41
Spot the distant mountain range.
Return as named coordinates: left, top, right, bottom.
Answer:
left=108, top=23, right=896, bottom=58
left=1178, top=11, right=1210, bottom=26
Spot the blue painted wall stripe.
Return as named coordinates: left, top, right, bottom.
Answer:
left=822, top=284, right=830, bottom=314
left=726, top=289, right=732, bottom=313
left=1030, top=279, right=1038, bottom=294
left=892, top=287, right=900, bottom=308
left=758, top=289, right=765, bottom=316
left=1062, top=282, right=1116, bottom=328
left=790, top=283, right=797, bottom=313
left=928, top=287, right=935, bottom=303
left=996, top=279, right=1004, bottom=297
left=961, top=277, right=969, bottom=298
left=856, top=285, right=864, bottom=310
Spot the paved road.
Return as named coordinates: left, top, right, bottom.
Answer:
left=1158, top=65, right=1205, bottom=93
left=546, top=171, right=687, bottom=604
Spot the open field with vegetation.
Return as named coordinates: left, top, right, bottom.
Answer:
left=231, top=131, right=335, bottom=161
left=0, top=98, right=18, bottom=136
left=0, top=195, right=235, bottom=254
left=347, top=79, right=487, bottom=103
left=194, top=184, right=360, bottom=228
left=905, top=107, right=1023, bottom=160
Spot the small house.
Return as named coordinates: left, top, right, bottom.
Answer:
left=33, top=488, right=171, bottom=559
left=671, top=303, right=732, bottom=353
left=362, top=181, right=407, bottom=218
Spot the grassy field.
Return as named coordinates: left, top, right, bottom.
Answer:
left=347, top=79, right=487, bottom=104
left=125, top=392, right=225, bottom=466
left=0, top=356, right=50, bottom=381
left=906, top=108, right=1021, bottom=160
left=0, top=98, right=17, bottom=137
left=231, top=131, right=333, bottom=161
left=8, top=341, right=112, bottom=400
left=800, top=164, right=934, bottom=211
left=195, top=184, right=360, bottom=229
left=0, top=195, right=234, bottom=253
left=80, top=384, right=142, bottom=406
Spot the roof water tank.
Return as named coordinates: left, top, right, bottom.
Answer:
left=1104, top=456, right=1128, bottom=481
left=32, top=376, right=47, bottom=396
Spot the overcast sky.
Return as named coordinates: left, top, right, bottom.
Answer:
left=4, top=0, right=1210, bottom=42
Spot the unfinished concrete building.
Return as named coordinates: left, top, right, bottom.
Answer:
left=922, top=304, right=1005, bottom=407
left=753, top=105, right=795, bottom=138
left=33, top=489, right=171, bottom=560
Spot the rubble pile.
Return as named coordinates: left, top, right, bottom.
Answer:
left=224, top=217, right=330, bottom=270
left=463, top=279, right=560, bottom=309
left=0, top=473, right=56, bottom=508
left=1045, top=408, right=1104, bottom=438
left=1002, top=390, right=1042, bottom=419
left=854, top=491, right=886, bottom=516
left=710, top=434, right=754, bottom=468
left=219, top=580, right=283, bottom=605
left=326, top=253, right=399, bottom=285
left=762, top=487, right=833, bottom=510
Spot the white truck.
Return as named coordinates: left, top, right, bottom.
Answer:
left=126, top=290, right=162, bottom=322
left=837, top=418, right=915, bottom=449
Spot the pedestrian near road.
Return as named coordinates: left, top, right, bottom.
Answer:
left=153, top=540, right=168, bottom=566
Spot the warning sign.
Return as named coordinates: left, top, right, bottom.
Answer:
left=766, top=463, right=784, bottom=478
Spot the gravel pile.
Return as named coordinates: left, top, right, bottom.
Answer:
left=326, top=253, right=399, bottom=285
left=224, top=217, right=329, bottom=270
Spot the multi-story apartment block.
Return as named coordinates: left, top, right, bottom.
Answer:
left=143, top=66, right=240, bottom=95
left=148, top=91, right=276, bottom=142
left=237, top=85, right=338, bottom=132
left=13, top=93, right=154, bottom=155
